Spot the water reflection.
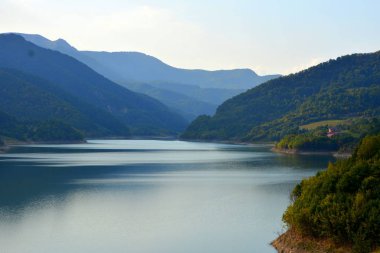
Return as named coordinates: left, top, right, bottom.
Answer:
left=0, top=140, right=334, bottom=253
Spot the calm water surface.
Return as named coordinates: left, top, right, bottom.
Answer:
left=0, top=140, right=334, bottom=253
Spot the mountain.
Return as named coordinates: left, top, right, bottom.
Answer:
left=279, top=134, right=380, bottom=252
left=15, top=33, right=121, bottom=81
left=0, top=110, right=27, bottom=140
left=0, top=68, right=129, bottom=137
left=18, top=33, right=280, bottom=120
left=124, top=82, right=216, bottom=121
left=145, top=81, right=245, bottom=105
left=81, top=50, right=279, bottom=90
left=14, top=33, right=76, bottom=54
left=0, top=108, right=84, bottom=143
left=19, top=33, right=279, bottom=90
left=182, top=51, right=380, bottom=141
left=121, top=81, right=247, bottom=120
left=0, top=34, right=187, bottom=136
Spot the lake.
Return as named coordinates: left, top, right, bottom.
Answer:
left=0, top=140, right=334, bottom=253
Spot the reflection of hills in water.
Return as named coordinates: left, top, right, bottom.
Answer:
left=0, top=140, right=334, bottom=214
left=273, top=153, right=335, bottom=170
left=0, top=140, right=337, bottom=253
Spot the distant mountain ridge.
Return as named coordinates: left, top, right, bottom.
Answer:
left=18, top=33, right=279, bottom=90
left=81, top=50, right=278, bottom=90
left=124, top=82, right=217, bottom=121
left=17, top=33, right=280, bottom=120
left=182, top=51, right=380, bottom=141
left=0, top=34, right=187, bottom=138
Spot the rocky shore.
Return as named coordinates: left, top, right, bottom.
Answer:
left=272, top=229, right=351, bottom=253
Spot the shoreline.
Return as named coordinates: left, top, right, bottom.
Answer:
left=272, top=147, right=352, bottom=158
left=272, top=229, right=380, bottom=253
left=4, top=139, right=87, bottom=146
left=271, top=229, right=353, bottom=253
left=179, top=137, right=276, bottom=146
left=0, top=139, right=87, bottom=152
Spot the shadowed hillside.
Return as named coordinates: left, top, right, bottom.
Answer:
left=18, top=33, right=280, bottom=120
left=0, top=34, right=187, bottom=136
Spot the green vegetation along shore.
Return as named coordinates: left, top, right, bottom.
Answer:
left=0, top=110, right=85, bottom=145
left=274, top=134, right=380, bottom=253
left=182, top=51, right=380, bottom=142
left=274, top=117, right=380, bottom=155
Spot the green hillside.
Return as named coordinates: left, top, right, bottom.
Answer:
left=0, top=34, right=187, bottom=136
left=300, top=119, right=348, bottom=130
left=0, top=110, right=83, bottom=143
left=0, top=68, right=129, bottom=137
left=182, top=52, right=380, bottom=141
left=0, top=110, right=27, bottom=140
left=283, top=134, right=380, bottom=252
left=275, top=117, right=380, bottom=153
left=18, top=33, right=280, bottom=122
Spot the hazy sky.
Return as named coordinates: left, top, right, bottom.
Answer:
left=1, top=0, right=380, bottom=75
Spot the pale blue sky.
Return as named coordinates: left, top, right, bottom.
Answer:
left=1, top=0, right=379, bottom=74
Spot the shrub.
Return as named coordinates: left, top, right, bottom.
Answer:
left=283, top=134, right=380, bottom=252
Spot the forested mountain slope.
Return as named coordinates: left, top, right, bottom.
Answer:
left=0, top=68, right=129, bottom=137
left=0, top=34, right=187, bottom=136
left=0, top=109, right=83, bottom=143
left=182, top=51, right=380, bottom=141
left=280, top=134, right=380, bottom=252
left=18, top=33, right=280, bottom=120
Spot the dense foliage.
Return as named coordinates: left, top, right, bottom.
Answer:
left=0, top=34, right=187, bottom=136
left=0, top=110, right=27, bottom=140
left=182, top=51, right=380, bottom=141
left=0, top=68, right=130, bottom=137
left=28, top=120, right=84, bottom=142
left=276, top=118, right=380, bottom=152
left=276, top=134, right=339, bottom=152
left=247, top=83, right=380, bottom=141
left=18, top=34, right=280, bottom=121
left=283, top=134, right=380, bottom=252
left=0, top=111, right=84, bottom=142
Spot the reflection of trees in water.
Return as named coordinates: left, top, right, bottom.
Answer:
left=0, top=144, right=336, bottom=217
left=273, top=153, right=335, bottom=170
left=0, top=162, right=161, bottom=214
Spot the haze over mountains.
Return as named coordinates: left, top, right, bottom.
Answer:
left=18, top=33, right=280, bottom=121
left=0, top=34, right=187, bottom=139
left=2, top=32, right=379, bottom=146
